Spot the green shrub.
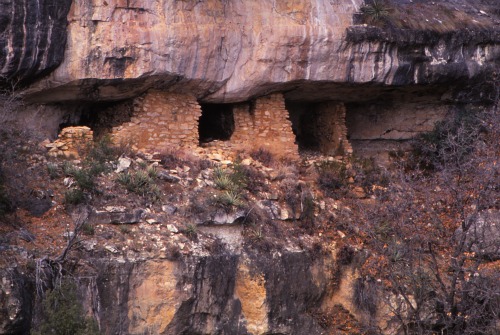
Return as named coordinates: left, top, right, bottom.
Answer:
left=117, top=169, right=161, bottom=201
left=183, top=223, right=198, bottom=240
left=213, top=164, right=247, bottom=192
left=213, top=168, right=234, bottom=191
left=360, top=0, right=391, bottom=24
left=64, top=189, right=85, bottom=205
left=32, top=280, right=101, bottom=335
left=81, top=222, right=95, bottom=236
left=214, top=190, right=244, bottom=209
left=47, top=163, right=60, bottom=180
left=86, top=135, right=119, bottom=168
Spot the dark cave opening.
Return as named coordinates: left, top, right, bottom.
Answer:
left=57, top=100, right=133, bottom=138
left=198, top=104, right=235, bottom=143
left=286, top=101, right=322, bottom=152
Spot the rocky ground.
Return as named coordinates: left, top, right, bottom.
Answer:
left=0, top=127, right=379, bottom=334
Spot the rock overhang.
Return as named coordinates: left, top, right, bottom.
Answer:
left=0, top=0, right=495, bottom=105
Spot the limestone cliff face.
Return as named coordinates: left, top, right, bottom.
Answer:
left=0, top=0, right=72, bottom=84
left=78, top=251, right=336, bottom=335
left=24, top=0, right=500, bottom=103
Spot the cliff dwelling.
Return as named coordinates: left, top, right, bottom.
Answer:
left=198, top=103, right=235, bottom=144
left=286, top=100, right=352, bottom=157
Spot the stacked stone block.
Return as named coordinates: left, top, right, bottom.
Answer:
left=45, top=126, right=94, bottom=158
left=315, top=102, right=353, bottom=156
left=111, top=91, right=202, bottom=151
left=231, top=94, right=299, bottom=159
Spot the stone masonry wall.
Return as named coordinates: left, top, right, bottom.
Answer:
left=315, top=102, right=352, bottom=156
left=45, top=126, right=93, bottom=158
left=230, top=94, right=298, bottom=159
left=111, top=91, right=201, bottom=152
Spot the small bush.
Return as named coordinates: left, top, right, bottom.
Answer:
left=214, top=190, right=244, bottom=209
left=86, top=135, right=119, bottom=167
left=213, top=168, right=236, bottom=191
left=213, top=164, right=248, bottom=193
left=71, top=168, right=97, bottom=192
left=64, top=189, right=85, bottom=205
left=32, top=280, right=101, bottom=335
left=183, top=223, right=198, bottom=240
left=81, top=222, right=95, bottom=236
left=250, top=148, right=274, bottom=166
left=360, top=0, right=391, bottom=25
left=239, top=165, right=267, bottom=194
left=119, top=225, right=131, bottom=234
left=117, top=169, right=161, bottom=201
left=317, top=161, right=349, bottom=199
left=47, top=163, right=60, bottom=179
left=159, top=149, right=212, bottom=175
left=353, top=157, right=389, bottom=193
left=248, top=226, right=264, bottom=242
left=409, top=108, right=484, bottom=171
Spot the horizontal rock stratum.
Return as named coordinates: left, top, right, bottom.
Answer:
left=2, top=0, right=499, bottom=103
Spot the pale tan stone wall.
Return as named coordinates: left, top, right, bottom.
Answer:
left=315, top=102, right=352, bottom=156
left=45, top=126, right=93, bottom=158
left=231, top=93, right=299, bottom=159
left=111, top=91, right=299, bottom=159
left=111, top=91, right=201, bottom=151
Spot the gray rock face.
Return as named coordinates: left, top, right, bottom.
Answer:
left=0, top=268, right=33, bottom=335
left=457, top=210, right=500, bottom=260
left=0, top=0, right=72, bottom=85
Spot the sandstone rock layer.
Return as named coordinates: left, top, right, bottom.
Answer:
left=23, top=0, right=500, bottom=103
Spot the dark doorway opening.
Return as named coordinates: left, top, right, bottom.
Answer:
left=198, top=104, right=235, bottom=143
left=57, top=100, right=133, bottom=138
left=286, top=102, right=321, bottom=152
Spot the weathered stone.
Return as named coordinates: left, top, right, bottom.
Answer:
left=162, top=205, right=178, bottom=215
left=157, top=170, right=181, bottom=183
left=103, top=206, right=127, bottom=213
left=115, top=157, right=132, bottom=173
left=90, top=208, right=145, bottom=225
left=456, top=210, right=500, bottom=260
left=166, top=224, right=179, bottom=233
left=211, top=210, right=246, bottom=225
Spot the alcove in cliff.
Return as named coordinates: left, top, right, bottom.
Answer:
left=198, top=104, right=235, bottom=144
left=286, top=101, right=350, bottom=156
left=57, top=100, right=133, bottom=139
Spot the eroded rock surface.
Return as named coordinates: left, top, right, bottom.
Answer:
left=23, top=0, right=500, bottom=103
left=0, top=0, right=72, bottom=84
left=76, top=249, right=337, bottom=335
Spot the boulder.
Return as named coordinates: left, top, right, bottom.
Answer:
left=90, top=208, right=145, bottom=225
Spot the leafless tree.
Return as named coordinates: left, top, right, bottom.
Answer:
left=356, top=99, right=500, bottom=335
left=35, top=206, right=92, bottom=295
